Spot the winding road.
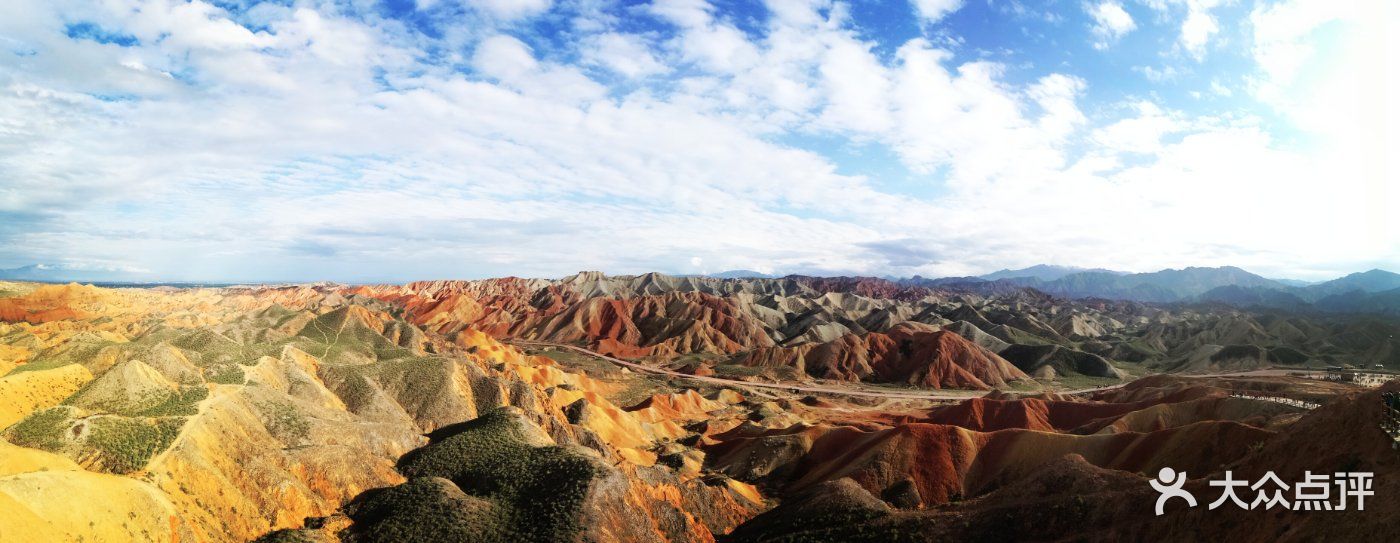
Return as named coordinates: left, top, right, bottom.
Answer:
left=510, top=340, right=1143, bottom=401
left=510, top=340, right=1322, bottom=402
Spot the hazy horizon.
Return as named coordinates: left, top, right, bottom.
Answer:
left=2, top=261, right=1394, bottom=286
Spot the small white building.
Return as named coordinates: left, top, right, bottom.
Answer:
left=1322, top=368, right=1395, bottom=388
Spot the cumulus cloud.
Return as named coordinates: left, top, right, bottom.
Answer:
left=1087, top=1, right=1136, bottom=49
left=582, top=33, right=667, bottom=78
left=1179, top=0, right=1226, bottom=60
left=1135, top=64, right=1179, bottom=82
left=468, top=0, right=553, bottom=21
left=1138, top=0, right=1227, bottom=60
left=1245, top=0, right=1398, bottom=264
left=1090, top=101, right=1185, bottom=154
left=910, top=0, right=965, bottom=24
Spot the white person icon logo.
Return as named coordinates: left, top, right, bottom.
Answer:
left=1150, top=467, right=1197, bottom=515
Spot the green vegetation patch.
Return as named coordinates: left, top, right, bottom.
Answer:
left=320, top=356, right=452, bottom=417
left=5, top=406, right=76, bottom=451
left=713, top=364, right=766, bottom=377
left=258, top=400, right=311, bottom=444
left=295, top=310, right=398, bottom=362
left=206, top=363, right=246, bottom=385
left=133, top=386, right=209, bottom=417
left=388, top=408, right=600, bottom=542
left=169, top=329, right=283, bottom=367
left=251, top=529, right=322, bottom=543
left=342, top=477, right=505, bottom=542
left=1037, top=374, right=1126, bottom=391
left=1112, top=339, right=1163, bottom=362
left=1267, top=346, right=1311, bottom=365
left=7, top=336, right=115, bottom=375
left=530, top=348, right=618, bottom=377
left=607, top=378, right=672, bottom=408
left=62, top=380, right=208, bottom=418
left=86, top=416, right=184, bottom=474
left=375, top=355, right=454, bottom=394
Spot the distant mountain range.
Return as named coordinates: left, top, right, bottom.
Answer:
left=979, top=264, right=1128, bottom=282
left=6, top=263, right=1399, bottom=315
left=899, top=265, right=1400, bottom=316
left=700, top=264, right=1400, bottom=316
left=705, top=269, right=778, bottom=279
left=0, top=264, right=152, bottom=283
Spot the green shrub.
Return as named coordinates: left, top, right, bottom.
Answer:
left=86, top=417, right=183, bottom=474
left=134, top=386, right=209, bottom=417
left=5, top=407, right=73, bottom=451
left=258, top=400, right=311, bottom=443
left=206, top=364, right=246, bottom=385
left=385, top=408, right=600, bottom=542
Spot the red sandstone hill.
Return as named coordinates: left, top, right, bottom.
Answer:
left=716, top=380, right=1399, bottom=542
left=915, top=377, right=1317, bottom=436
left=360, top=282, right=777, bottom=358
left=356, top=278, right=578, bottom=337
left=707, top=417, right=1273, bottom=509
left=918, top=397, right=1107, bottom=432
left=525, top=292, right=776, bottom=357
left=739, top=323, right=1030, bottom=389
left=0, top=284, right=95, bottom=324
left=343, top=272, right=1400, bottom=387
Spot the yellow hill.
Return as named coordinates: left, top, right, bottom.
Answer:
left=0, top=437, right=80, bottom=476
left=0, top=364, right=93, bottom=428
left=68, top=359, right=179, bottom=415
left=0, top=470, right=192, bottom=542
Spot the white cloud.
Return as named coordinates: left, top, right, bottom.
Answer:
left=1136, top=0, right=1229, bottom=60
left=677, top=23, right=761, bottom=72
left=1179, top=0, right=1225, bottom=60
left=1249, top=0, right=1354, bottom=94
left=1028, top=74, right=1087, bottom=140
left=1087, top=1, right=1136, bottom=49
left=884, top=42, right=1084, bottom=188
left=910, top=0, right=964, bottom=24
left=1209, top=79, right=1232, bottom=97
left=1248, top=0, right=1397, bottom=149
left=0, top=0, right=1392, bottom=281
left=1246, top=0, right=1398, bottom=264
left=468, top=0, right=553, bottom=21
left=472, top=35, right=606, bottom=102
left=815, top=36, right=892, bottom=134
left=1135, top=64, right=1179, bottom=82
left=1091, top=101, right=1185, bottom=154
left=649, top=0, right=714, bottom=28
left=582, top=33, right=666, bottom=78
left=473, top=34, right=539, bottom=80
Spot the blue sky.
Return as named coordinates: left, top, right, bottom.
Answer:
left=0, top=0, right=1395, bottom=282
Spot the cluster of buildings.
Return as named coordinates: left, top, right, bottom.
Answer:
left=1318, top=367, right=1396, bottom=388
left=1230, top=393, right=1320, bottom=410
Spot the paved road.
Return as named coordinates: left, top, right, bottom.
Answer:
left=511, top=340, right=1139, bottom=401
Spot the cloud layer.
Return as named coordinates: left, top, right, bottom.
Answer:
left=0, top=0, right=1394, bottom=282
